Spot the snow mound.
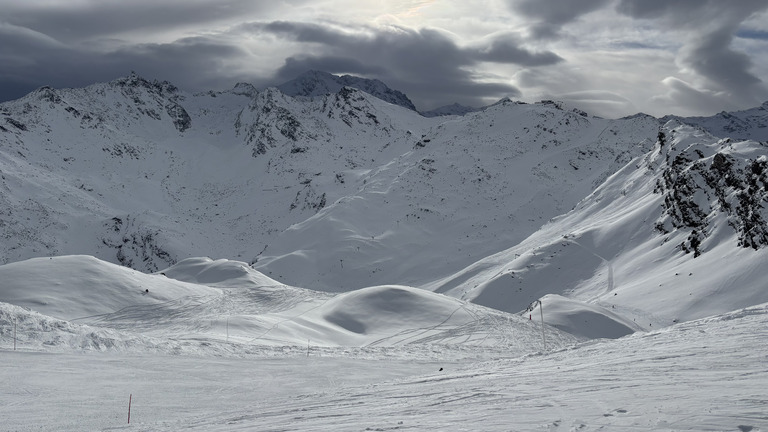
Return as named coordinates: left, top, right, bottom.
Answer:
left=0, top=255, right=219, bottom=320
left=159, top=257, right=282, bottom=287
left=213, top=284, right=579, bottom=349
left=531, top=294, right=641, bottom=339
left=319, top=285, right=468, bottom=335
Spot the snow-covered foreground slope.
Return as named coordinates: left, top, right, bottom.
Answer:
left=2, top=303, right=765, bottom=431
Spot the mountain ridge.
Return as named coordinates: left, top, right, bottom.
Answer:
left=1, top=71, right=767, bottom=330
left=276, top=69, right=418, bottom=112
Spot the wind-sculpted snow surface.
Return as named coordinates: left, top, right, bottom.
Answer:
left=2, top=302, right=765, bottom=431
left=0, top=255, right=577, bottom=351
left=0, top=255, right=218, bottom=321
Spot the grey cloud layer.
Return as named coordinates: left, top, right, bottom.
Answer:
left=0, top=23, right=254, bottom=101
left=0, top=0, right=766, bottom=117
left=1, top=0, right=284, bottom=42
left=616, top=0, right=768, bottom=102
left=242, top=21, right=564, bottom=108
left=508, top=0, right=611, bottom=39
left=507, top=0, right=768, bottom=112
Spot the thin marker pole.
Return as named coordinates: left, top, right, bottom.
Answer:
left=128, top=394, right=132, bottom=424
left=539, top=301, right=546, bottom=351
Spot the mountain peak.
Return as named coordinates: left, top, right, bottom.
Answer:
left=110, top=72, right=180, bottom=96
left=420, top=102, right=480, bottom=117
left=232, top=82, right=258, bottom=97
left=277, top=70, right=417, bottom=112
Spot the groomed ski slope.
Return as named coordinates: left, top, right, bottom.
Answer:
left=1, top=303, right=765, bottom=431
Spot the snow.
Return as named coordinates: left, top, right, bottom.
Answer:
left=0, top=77, right=660, bottom=292
left=528, top=294, right=641, bottom=339
left=1, top=75, right=768, bottom=431
left=0, top=256, right=218, bottom=321
left=2, top=301, right=766, bottom=431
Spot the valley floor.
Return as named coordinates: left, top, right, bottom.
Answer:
left=2, top=304, right=767, bottom=432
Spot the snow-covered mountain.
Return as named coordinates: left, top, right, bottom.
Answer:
left=663, top=101, right=768, bottom=141
left=420, top=102, right=481, bottom=117
left=426, top=120, right=768, bottom=326
left=277, top=69, right=418, bottom=111
left=1, top=71, right=767, bottom=330
left=0, top=72, right=660, bottom=290
left=2, top=72, right=768, bottom=431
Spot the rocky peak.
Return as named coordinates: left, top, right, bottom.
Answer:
left=277, top=70, right=417, bottom=112
left=236, top=87, right=314, bottom=156
left=652, top=125, right=768, bottom=256
left=111, top=72, right=179, bottom=97
left=232, top=82, right=258, bottom=97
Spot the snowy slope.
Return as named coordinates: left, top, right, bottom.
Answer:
left=426, top=120, right=768, bottom=329
left=0, top=73, right=440, bottom=273
left=0, top=73, right=662, bottom=294
left=252, top=100, right=660, bottom=291
left=2, top=302, right=765, bottom=431
left=665, top=101, right=768, bottom=141
left=132, top=303, right=768, bottom=431
left=0, top=255, right=577, bottom=351
left=2, top=73, right=768, bottom=431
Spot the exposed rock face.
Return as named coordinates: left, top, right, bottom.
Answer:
left=277, top=70, right=418, bottom=112
left=654, top=126, right=768, bottom=256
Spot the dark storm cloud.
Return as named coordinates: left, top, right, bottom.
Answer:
left=276, top=55, right=387, bottom=79
left=0, top=0, right=288, bottom=101
left=474, top=33, right=564, bottom=65
left=614, top=0, right=765, bottom=20
left=685, top=26, right=762, bottom=89
left=246, top=21, right=562, bottom=109
left=616, top=0, right=768, bottom=102
left=507, top=0, right=612, bottom=39
left=0, top=25, right=252, bottom=101
left=1, top=0, right=286, bottom=42
left=260, top=21, right=352, bottom=46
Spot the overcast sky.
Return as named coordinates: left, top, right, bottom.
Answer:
left=1, top=0, right=767, bottom=117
